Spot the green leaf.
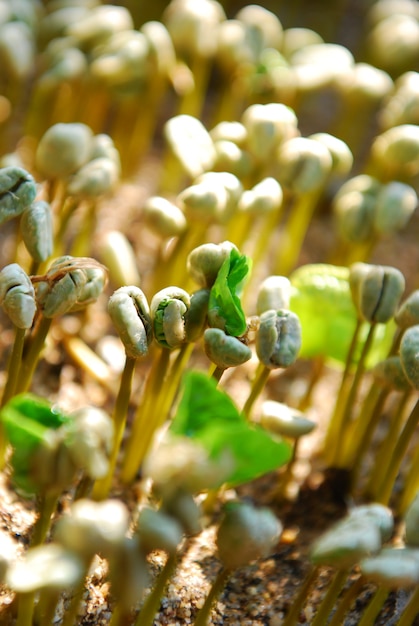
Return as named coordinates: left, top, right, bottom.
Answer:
left=170, top=372, right=291, bottom=487
left=0, top=394, right=70, bottom=495
left=208, top=248, right=251, bottom=336
left=289, top=264, right=395, bottom=366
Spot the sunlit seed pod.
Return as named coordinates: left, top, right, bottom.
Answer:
left=256, top=309, right=302, bottom=369
left=195, top=171, right=243, bottom=222
left=348, top=503, right=394, bottom=542
left=66, top=157, right=120, bottom=198
left=107, top=536, right=149, bottom=611
left=332, top=175, right=381, bottom=243
left=290, top=43, right=354, bottom=92
left=395, top=290, right=419, bottom=329
left=66, top=406, right=114, bottom=480
left=372, top=356, right=411, bottom=392
left=360, top=548, right=419, bottom=587
left=0, top=21, right=34, bottom=81
left=54, top=498, right=130, bottom=559
left=204, top=328, right=252, bottom=369
left=371, top=124, right=419, bottom=177
left=349, top=263, right=405, bottom=323
left=238, top=178, right=283, bottom=216
left=334, top=191, right=376, bottom=243
left=373, top=181, right=417, bottom=235
left=400, top=325, right=419, bottom=390
left=260, top=400, right=315, bottom=438
left=140, top=20, right=176, bottom=75
left=108, top=286, right=152, bottom=359
left=136, top=507, right=183, bottom=555
left=161, top=487, right=202, bottom=536
left=20, top=200, right=53, bottom=263
left=163, top=0, right=226, bottom=59
left=35, top=122, right=94, bottom=179
left=38, top=7, right=92, bottom=46
left=216, top=502, right=282, bottom=570
left=241, top=102, right=299, bottom=163
left=310, top=518, right=382, bottom=568
left=216, top=19, right=259, bottom=72
left=99, top=230, right=141, bottom=287
left=256, top=275, right=291, bottom=315
left=212, top=140, right=254, bottom=179
left=280, top=27, right=324, bottom=60
left=40, top=46, right=87, bottom=87
left=142, top=196, right=187, bottom=238
left=150, top=286, right=190, bottom=349
left=379, top=71, right=419, bottom=129
left=89, top=31, right=150, bottom=88
left=35, top=256, right=107, bottom=317
left=334, top=62, right=393, bottom=105
left=209, top=121, right=248, bottom=146
left=235, top=4, right=283, bottom=50
left=66, top=5, right=134, bottom=48
left=184, top=288, right=210, bottom=342
left=164, top=114, right=216, bottom=179
left=187, top=240, right=238, bottom=288
left=0, top=263, right=36, bottom=329
left=404, top=492, right=419, bottom=546
left=366, top=13, right=419, bottom=74
left=368, top=0, right=419, bottom=25
left=30, top=428, right=78, bottom=494
left=276, top=136, right=333, bottom=194
left=178, top=179, right=228, bottom=223
left=0, top=166, right=37, bottom=226
left=309, top=133, right=353, bottom=177
left=144, top=433, right=234, bottom=495
left=88, top=134, right=121, bottom=167
left=6, top=544, right=84, bottom=594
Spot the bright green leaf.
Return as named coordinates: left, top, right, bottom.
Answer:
left=208, top=248, right=251, bottom=336
left=170, top=371, right=291, bottom=487
left=289, top=264, right=395, bottom=366
left=0, top=394, right=70, bottom=495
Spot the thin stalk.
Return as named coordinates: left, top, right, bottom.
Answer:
left=61, top=575, right=88, bottom=626
left=1, top=326, right=27, bottom=406
left=176, top=54, right=211, bottom=119
left=194, top=567, right=231, bottom=626
left=120, top=348, right=171, bottom=484
left=396, top=585, right=419, bottom=626
left=16, top=592, right=36, bottom=626
left=70, top=200, right=97, bottom=258
left=328, top=575, right=366, bottom=626
left=365, top=388, right=412, bottom=500
left=398, top=414, right=419, bottom=515
left=281, top=566, right=320, bottom=626
left=30, top=492, right=59, bottom=547
left=36, top=589, right=61, bottom=626
left=331, top=322, right=377, bottom=467
left=344, top=385, right=388, bottom=486
left=275, top=188, right=323, bottom=276
left=357, top=586, right=389, bottom=626
left=134, top=553, right=178, bottom=626
left=16, top=316, right=53, bottom=394
left=155, top=342, right=194, bottom=426
left=108, top=605, right=132, bottom=626
left=92, top=355, right=137, bottom=501
left=311, top=568, right=350, bottom=626
left=241, top=362, right=271, bottom=419
left=298, top=356, right=326, bottom=412
left=323, top=318, right=362, bottom=463
left=375, top=399, right=419, bottom=505
left=211, top=366, right=226, bottom=384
